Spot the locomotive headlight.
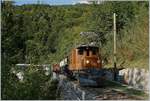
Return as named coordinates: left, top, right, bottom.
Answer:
left=86, top=60, right=90, bottom=64
left=97, top=60, right=100, bottom=63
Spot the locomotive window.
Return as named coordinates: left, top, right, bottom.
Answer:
left=78, top=49, right=83, bottom=55
left=92, top=48, right=98, bottom=55
left=87, top=50, right=89, bottom=56
left=92, top=49, right=97, bottom=55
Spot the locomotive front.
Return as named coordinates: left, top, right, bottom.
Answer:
left=69, top=45, right=105, bottom=86
left=78, top=46, right=102, bottom=69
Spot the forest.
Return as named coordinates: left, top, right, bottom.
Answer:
left=1, top=1, right=149, bottom=99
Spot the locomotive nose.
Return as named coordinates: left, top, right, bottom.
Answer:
left=84, top=58, right=100, bottom=68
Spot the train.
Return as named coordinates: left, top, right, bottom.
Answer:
left=53, top=44, right=105, bottom=86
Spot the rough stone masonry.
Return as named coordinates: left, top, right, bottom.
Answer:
left=118, top=68, right=149, bottom=91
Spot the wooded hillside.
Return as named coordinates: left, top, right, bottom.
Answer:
left=1, top=1, right=149, bottom=99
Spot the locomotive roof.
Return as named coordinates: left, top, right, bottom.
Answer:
left=76, top=44, right=98, bottom=49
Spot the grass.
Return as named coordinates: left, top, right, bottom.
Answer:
left=104, top=80, right=149, bottom=99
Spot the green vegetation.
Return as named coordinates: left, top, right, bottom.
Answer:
left=1, top=1, right=148, bottom=99
left=105, top=80, right=149, bottom=99
left=2, top=65, right=58, bottom=100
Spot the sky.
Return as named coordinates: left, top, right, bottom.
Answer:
left=12, top=0, right=81, bottom=5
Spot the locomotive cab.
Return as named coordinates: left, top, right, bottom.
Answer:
left=77, top=45, right=102, bottom=69
left=69, top=45, right=102, bottom=71
left=69, top=45, right=104, bottom=86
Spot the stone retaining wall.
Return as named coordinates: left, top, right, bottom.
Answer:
left=118, top=68, right=149, bottom=91
left=56, top=75, right=85, bottom=100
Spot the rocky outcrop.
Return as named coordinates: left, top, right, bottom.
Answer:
left=118, top=68, right=149, bottom=91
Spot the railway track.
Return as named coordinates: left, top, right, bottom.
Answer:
left=56, top=74, right=148, bottom=100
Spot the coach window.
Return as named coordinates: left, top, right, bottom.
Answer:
left=78, top=49, right=83, bottom=55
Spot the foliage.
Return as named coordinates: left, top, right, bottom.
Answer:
left=2, top=65, right=58, bottom=100
left=1, top=1, right=149, bottom=99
